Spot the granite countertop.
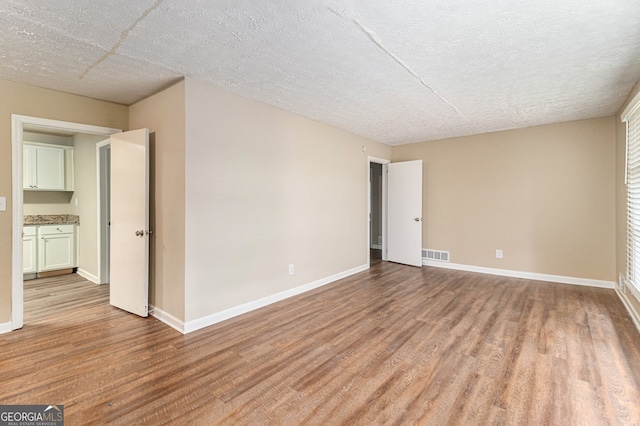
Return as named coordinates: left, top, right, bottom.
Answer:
left=24, top=215, right=80, bottom=225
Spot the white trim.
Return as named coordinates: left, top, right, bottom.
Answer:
left=615, top=289, right=640, bottom=335
left=183, top=263, right=369, bottom=334
left=11, top=116, right=24, bottom=330
left=11, top=115, right=122, bottom=331
left=76, top=268, right=99, bottom=284
left=0, top=322, right=12, bottom=335
left=621, top=90, right=640, bottom=121
left=150, top=305, right=185, bottom=334
left=367, top=156, right=390, bottom=164
left=368, top=156, right=390, bottom=265
left=423, top=260, right=615, bottom=289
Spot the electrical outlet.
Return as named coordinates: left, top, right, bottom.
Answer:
left=496, top=249, right=503, bottom=259
left=288, top=264, right=295, bottom=275
left=0, top=197, right=5, bottom=211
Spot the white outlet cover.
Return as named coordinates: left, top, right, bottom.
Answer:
left=0, top=197, right=6, bottom=211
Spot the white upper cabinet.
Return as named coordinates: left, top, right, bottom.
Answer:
left=23, top=142, right=74, bottom=191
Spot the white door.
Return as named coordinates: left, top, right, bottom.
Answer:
left=387, top=160, right=423, bottom=267
left=109, top=129, right=150, bottom=317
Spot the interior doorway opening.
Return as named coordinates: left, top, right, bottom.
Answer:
left=370, top=162, right=383, bottom=261
left=367, top=156, right=389, bottom=266
left=11, top=115, right=121, bottom=329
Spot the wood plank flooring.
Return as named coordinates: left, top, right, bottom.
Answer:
left=23, top=273, right=110, bottom=322
left=3, top=260, right=640, bottom=425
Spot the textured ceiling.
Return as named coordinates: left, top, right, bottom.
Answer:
left=1, top=0, right=640, bottom=145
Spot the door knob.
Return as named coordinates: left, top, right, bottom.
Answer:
left=135, top=230, right=144, bottom=237
left=414, top=218, right=421, bottom=222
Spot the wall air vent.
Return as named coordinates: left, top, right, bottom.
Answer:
left=423, top=249, right=450, bottom=262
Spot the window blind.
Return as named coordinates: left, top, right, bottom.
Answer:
left=626, top=99, right=640, bottom=300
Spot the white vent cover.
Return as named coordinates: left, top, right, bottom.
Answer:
left=423, top=249, right=450, bottom=262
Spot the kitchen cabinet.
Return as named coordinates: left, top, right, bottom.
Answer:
left=23, top=226, right=37, bottom=274
left=37, top=224, right=77, bottom=272
left=23, top=142, right=74, bottom=191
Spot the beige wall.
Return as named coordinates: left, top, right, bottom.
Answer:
left=129, top=80, right=186, bottom=322
left=616, top=79, right=640, bottom=315
left=0, top=79, right=128, bottom=324
left=183, top=78, right=390, bottom=322
left=23, top=192, right=73, bottom=215
left=70, top=133, right=109, bottom=278
left=392, top=117, right=616, bottom=281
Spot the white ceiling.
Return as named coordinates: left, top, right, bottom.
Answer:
left=2, top=0, right=640, bottom=145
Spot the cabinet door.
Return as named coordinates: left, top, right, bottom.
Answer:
left=24, top=143, right=73, bottom=191
left=39, top=234, right=74, bottom=271
left=34, top=146, right=65, bottom=190
left=23, top=145, right=36, bottom=189
left=23, top=235, right=37, bottom=274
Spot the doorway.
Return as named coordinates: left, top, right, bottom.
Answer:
left=368, top=156, right=389, bottom=266
left=97, top=141, right=111, bottom=284
left=370, top=162, right=383, bottom=262
left=11, top=115, right=121, bottom=329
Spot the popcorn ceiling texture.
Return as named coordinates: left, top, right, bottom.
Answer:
left=1, top=0, right=640, bottom=145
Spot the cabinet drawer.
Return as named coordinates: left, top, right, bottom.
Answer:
left=38, top=224, right=74, bottom=235
left=23, top=226, right=36, bottom=237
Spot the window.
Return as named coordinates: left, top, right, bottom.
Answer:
left=625, top=94, right=640, bottom=300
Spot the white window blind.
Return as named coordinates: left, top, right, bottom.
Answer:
left=625, top=98, right=640, bottom=300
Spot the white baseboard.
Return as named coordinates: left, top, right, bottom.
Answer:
left=615, top=289, right=640, bottom=334
left=423, top=260, right=615, bottom=289
left=76, top=269, right=99, bottom=284
left=184, top=263, right=369, bottom=334
left=371, top=244, right=382, bottom=249
left=149, top=305, right=185, bottom=334
left=0, top=322, right=12, bottom=335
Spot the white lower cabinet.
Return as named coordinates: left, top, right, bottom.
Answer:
left=23, top=226, right=37, bottom=274
left=38, top=224, right=76, bottom=272
left=23, top=224, right=77, bottom=275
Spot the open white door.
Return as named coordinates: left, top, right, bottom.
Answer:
left=387, top=160, right=423, bottom=267
left=109, top=129, right=150, bottom=317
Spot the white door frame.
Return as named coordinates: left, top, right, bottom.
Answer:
left=368, top=156, right=389, bottom=266
left=11, top=114, right=121, bottom=330
left=96, top=139, right=111, bottom=284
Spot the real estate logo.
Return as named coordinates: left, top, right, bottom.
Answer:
left=0, top=405, right=64, bottom=426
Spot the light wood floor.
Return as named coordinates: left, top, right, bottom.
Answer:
left=3, top=260, right=640, bottom=425
left=24, top=273, right=110, bottom=322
